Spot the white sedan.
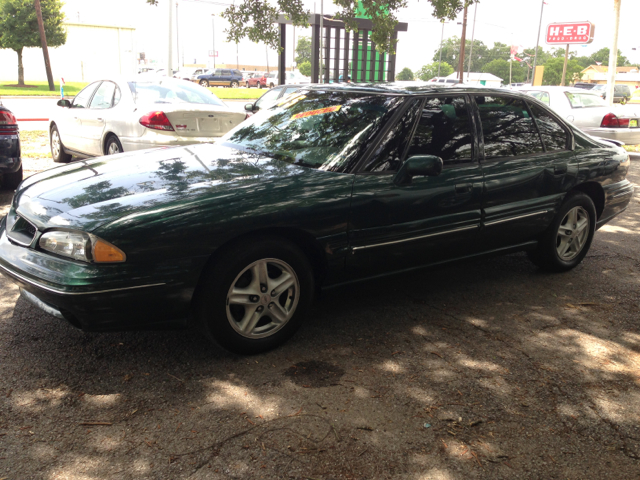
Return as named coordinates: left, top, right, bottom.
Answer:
left=518, top=86, right=640, bottom=145
left=49, top=77, right=247, bottom=162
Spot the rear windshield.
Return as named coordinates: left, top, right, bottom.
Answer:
left=564, top=92, right=607, bottom=108
left=221, top=90, right=404, bottom=173
left=127, top=80, right=225, bottom=106
left=592, top=84, right=606, bottom=91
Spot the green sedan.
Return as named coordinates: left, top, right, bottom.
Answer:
left=0, top=85, right=634, bottom=354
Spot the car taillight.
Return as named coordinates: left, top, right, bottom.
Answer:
left=0, top=111, right=18, bottom=133
left=139, top=111, right=174, bottom=131
left=601, top=113, right=629, bottom=128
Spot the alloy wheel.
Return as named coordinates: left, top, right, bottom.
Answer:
left=225, top=258, right=300, bottom=339
left=556, top=206, right=590, bottom=261
left=51, top=130, right=61, bottom=158
left=107, top=141, right=120, bottom=155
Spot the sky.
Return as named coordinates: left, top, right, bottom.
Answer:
left=60, top=0, right=640, bottom=73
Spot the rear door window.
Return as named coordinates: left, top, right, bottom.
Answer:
left=89, top=81, right=116, bottom=109
left=527, top=91, right=550, bottom=106
left=528, top=103, right=569, bottom=151
left=475, top=95, right=544, bottom=159
left=406, top=96, right=475, bottom=166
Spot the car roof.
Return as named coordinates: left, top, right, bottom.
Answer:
left=516, top=86, right=590, bottom=94
left=300, top=82, right=517, bottom=96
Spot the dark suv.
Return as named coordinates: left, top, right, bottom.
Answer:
left=0, top=104, right=22, bottom=190
left=195, top=68, right=243, bottom=88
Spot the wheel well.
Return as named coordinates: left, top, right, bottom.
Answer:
left=571, top=182, right=605, bottom=219
left=196, top=228, right=328, bottom=296
left=102, top=133, right=116, bottom=154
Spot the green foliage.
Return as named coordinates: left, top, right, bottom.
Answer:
left=298, top=61, right=311, bottom=77
left=396, top=67, right=414, bottom=81
left=482, top=59, right=509, bottom=82
left=590, top=47, right=629, bottom=66
left=295, top=36, right=311, bottom=65
left=414, top=62, right=453, bottom=81
left=0, top=0, right=67, bottom=85
left=147, top=0, right=478, bottom=55
left=540, top=57, right=583, bottom=86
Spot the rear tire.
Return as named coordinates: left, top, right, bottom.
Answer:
left=527, top=192, right=596, bottom=272
left=105, top=135, right=123, bottom=155
left=2, top=165, right=23, bottom=190
left=195, top=236, right=314, bottom=354
left=50, top=124, right=72, bottom=163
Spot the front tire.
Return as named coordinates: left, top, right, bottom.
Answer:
left=258, top=83, right=263, bottom=89
left=199, top=79, right=210, bottom=87
left=195, top=236, right=314, bottom=354
left=105, top=135, right=123, bottom=155
left=2, top=165, right=23, bottom=190
left=246, top=81, right=250, bottom=88
left=528, top=192, right=596, bottom=272
left=230, top=81, right=239, bottom=88
left=50, top=124, right=72, bottom=163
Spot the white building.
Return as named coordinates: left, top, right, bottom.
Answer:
left=0, top=22, right=136, bottom=83
left=446, top=72, right=503, bottom=87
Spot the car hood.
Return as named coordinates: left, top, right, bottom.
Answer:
left=13, top=143, right=332, bottom=232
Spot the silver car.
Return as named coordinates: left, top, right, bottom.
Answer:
left=519, top=86, right=640, bottom=145
left=49, top=77, right=247, bottom=162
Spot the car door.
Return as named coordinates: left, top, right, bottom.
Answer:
left=62, top=81, right=101, bottom=152
left=473, top=94, right=578, bottom=250
left=347, top=95, right=484, bottom=277
left=81, top=81, right=118, bottom=155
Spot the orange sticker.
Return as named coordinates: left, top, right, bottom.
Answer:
left=291, top=105, right=341, bottom=120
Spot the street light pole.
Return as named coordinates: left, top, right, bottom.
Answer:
left=437, top=20, right=445, bottom=78
left=458, top=6, right=468, bottom=84
left=532, top=0, right=545, bottom=85
left=167, top=0, right=173, bottom=76
left=606, top=0, right=622, bottom=106
left=212, top=15, right=216, bottom=69
left=467, top=2, right=478, bottom=77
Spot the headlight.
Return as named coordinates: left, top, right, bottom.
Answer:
left=39, top=230, right=126, bottom=263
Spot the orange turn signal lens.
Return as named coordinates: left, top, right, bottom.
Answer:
left=92, top=239, right=126, bottom=263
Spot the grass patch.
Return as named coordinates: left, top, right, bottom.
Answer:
left=208, top=87, right=264, bottom=99
left=0, top=81, right=88, bottom=97
left=623, top=145, right=640, bottom=153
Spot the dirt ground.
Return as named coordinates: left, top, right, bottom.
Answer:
left=1, top=135, right=639, bottom=480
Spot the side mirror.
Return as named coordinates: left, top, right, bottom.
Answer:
left=394, top=155, right=443, bottom=185
left=244, top=103, right=255, bottom=112
left=57, top=99, right=71, bottom=108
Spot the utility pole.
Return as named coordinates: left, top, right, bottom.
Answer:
left=606, top=0, right=622, bottom=106
left=320, top=0, right=324, bottom=83
left=437, top=20, right=445, bottom=77
left=467, top=2, right=478, bottom=77
left=176, top=2, right=181, bottom=68
left=532, top=0, right=545, bottom=85
left=458, top=6, right=468, bottom=83
left=167, top=0, right=173, bottom=76
left=560, top=44, right=569, bottom=86
left=34, top=0, right=55, bottom=91
left=212, top=15, right=216, bottom=69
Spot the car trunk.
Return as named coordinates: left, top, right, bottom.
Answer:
left=138, top=103, right=247, bottom=137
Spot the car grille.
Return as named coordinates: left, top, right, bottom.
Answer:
left=6, top=211, right=37, bottom=246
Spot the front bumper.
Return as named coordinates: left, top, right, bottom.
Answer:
left=582, top=127, right=640, bottom=145
left=0, top=225, right=195, bottom=331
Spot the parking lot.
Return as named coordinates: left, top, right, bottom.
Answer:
left=1, top=146, right=639, bottom=479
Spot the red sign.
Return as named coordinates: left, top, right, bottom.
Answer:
left=546, top=22, right=595, bottom=45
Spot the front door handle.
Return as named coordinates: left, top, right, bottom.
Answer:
left=554, top=164, right=568, bottom=175
left=455, top=183, right=472, bottom=194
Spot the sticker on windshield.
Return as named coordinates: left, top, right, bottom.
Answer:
left=291, top=105, right=341, bottom=121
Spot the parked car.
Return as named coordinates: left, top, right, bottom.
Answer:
left=173, top=68, right=209, bottom=81
left=628, top=88, right=640, bottom=105
left=194, top=68, right=243, bottom=88
left=284, top=71, right=311, bottom=85
left=0, top=104, right=22, bottom=190
left=590, top=84, right=631, bottom=103
left=48, top=77, right=247, bottom=161
left=2, top=85, right=633, bottom=354
left=243, top=84, right=303, bottom=114
left=427, top=77, right=460, bottom=85
left=246, top=72, right=269, bottom=89
left=519, top=86, right=640, bottom=144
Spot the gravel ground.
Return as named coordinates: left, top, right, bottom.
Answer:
left=1, top=137, right=639, bottom=479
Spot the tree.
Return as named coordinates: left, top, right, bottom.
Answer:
left=540, top=57, right=583, bottom=86
left=590, top=47, right=629, bottom=66
left=396, top=67, right=414, bottom=81
left=298, top=61, right=311, bottom=77
left=415, top=62, right=453, bottom=81
left=295, top=36, right=311, bottom=65
left=433, top=36, right=489, bottom=73
left=0, top=0, right=66, bottom=85
left=482, top=59, right=510, bottom=83
left=146, top=0, right=477, bottom=54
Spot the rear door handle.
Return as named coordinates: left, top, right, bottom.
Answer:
left=554, top=164, right=568, bottom=175
left=455, top=183, right=472, bottom=194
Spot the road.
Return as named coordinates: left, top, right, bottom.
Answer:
left=0, top=145, right=639, bottom=478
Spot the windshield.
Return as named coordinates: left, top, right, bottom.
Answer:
left=592, top=85, right=606, bottom=91
left=127, top=80, right=225, bottom=106
left=565, top=91, right=607, bottom=108
left=221, top=90, right=404, bottom=173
